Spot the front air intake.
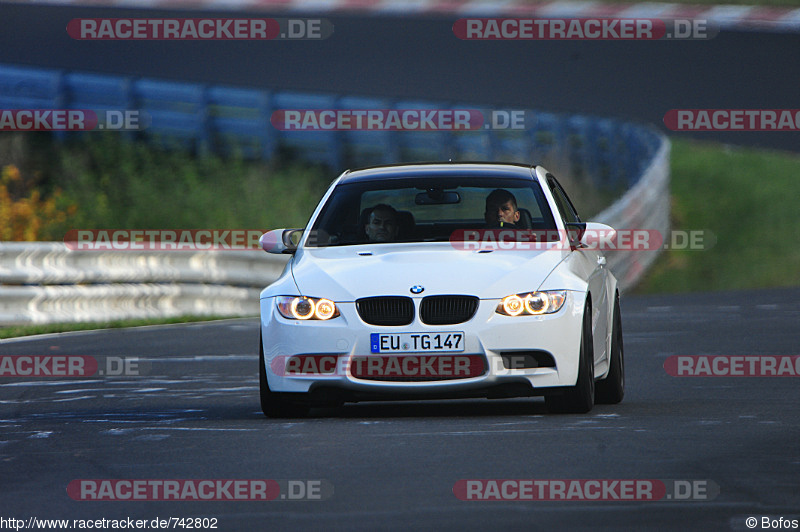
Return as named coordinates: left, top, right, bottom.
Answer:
left=419, top=295, right=479, bottom=325
left=356, top=296, right=415, bottom=326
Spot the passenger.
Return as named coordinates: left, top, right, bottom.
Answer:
left=364, top=203, right=399, bottom=242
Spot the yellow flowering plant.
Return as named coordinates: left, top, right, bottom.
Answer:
left=0, top=164, right=77, bottom=241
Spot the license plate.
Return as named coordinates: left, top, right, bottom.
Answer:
left=370, top=332, right=464, bottom=353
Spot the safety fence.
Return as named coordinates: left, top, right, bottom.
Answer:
left=0, top=63, right=660, bottom=188
left=0, top=244, right=287, bottom=324
left=0, top=63, right=669, bottom=325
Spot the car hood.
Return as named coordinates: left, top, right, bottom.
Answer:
left=291, top=242, right=566, bottom=301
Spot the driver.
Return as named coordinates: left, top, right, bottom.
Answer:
left=484, top=189, right=520, bottom=228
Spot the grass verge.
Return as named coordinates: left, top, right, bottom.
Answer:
left=634, top=138, right=800, bottom=293
left=0, top=132, right=335, bottom=238
left=0, top=315, right=254, bottom=340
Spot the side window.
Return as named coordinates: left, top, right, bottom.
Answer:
left=547, top=176, right=581, bottom=224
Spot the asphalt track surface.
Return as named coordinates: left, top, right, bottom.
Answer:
left=2, top=3, right=800, bottom=151
left=1, top=4, right=799, bottom=531
left=1, top=288, right=799, bottom=530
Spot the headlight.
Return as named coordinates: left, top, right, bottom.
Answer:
left=496, top=290, right=566, bottom=316
left=276, top=296, right=340, bottom=320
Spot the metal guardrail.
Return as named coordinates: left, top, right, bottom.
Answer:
left=0, top=131, right=669, bottom=325
left=0, top=63, right=657, bottom=189
left=0, top=63, right=670, bottom=325
left=0, top=243, right=287, bottom=286
left=595, top=134, right=671, bottom=289
left=0, top=244, right=289, bottom=324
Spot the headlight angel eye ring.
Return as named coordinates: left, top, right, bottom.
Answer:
left=497, top=291, right=566, bottom=316
left=277, top=296, right=339, bottom=320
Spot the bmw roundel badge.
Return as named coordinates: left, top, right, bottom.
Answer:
left=410, top=285, right=424, bottom=294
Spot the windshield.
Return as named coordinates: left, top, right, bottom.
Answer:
left=307, top=176, right=558, bottom=247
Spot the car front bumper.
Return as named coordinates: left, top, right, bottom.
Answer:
left=260, top=290, right=585, bottom=400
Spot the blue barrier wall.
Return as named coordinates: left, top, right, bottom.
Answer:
left=0, top=63, right=661, bottom=188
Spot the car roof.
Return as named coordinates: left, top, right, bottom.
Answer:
left=338, top=162, right=537, bottom=184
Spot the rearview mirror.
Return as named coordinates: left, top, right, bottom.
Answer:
left=415, top=189, right=461, bottom=205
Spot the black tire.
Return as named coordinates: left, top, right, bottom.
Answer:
left=595, top=292, right=624, bottom=404
left=546, top=301, right=595, bottom=414
left=259, top=333, right=309, bottom=418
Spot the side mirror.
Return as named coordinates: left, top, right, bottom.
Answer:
left=580, top=222, right=617, bottom=250
left=571, top=222, right=616, bottom=250
left=260, top=229, right=303, bottom=254
left=565, top=222, right=586, bottom=249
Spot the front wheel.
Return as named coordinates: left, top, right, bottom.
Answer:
left=259, top=333, right=309, bottom=418
left=546, top=302, right=595, bottom=414
left=595, top=292, right=624, bottom=404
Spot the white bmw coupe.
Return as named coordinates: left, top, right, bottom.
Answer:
left=258, top=163, right=623, bottom=417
